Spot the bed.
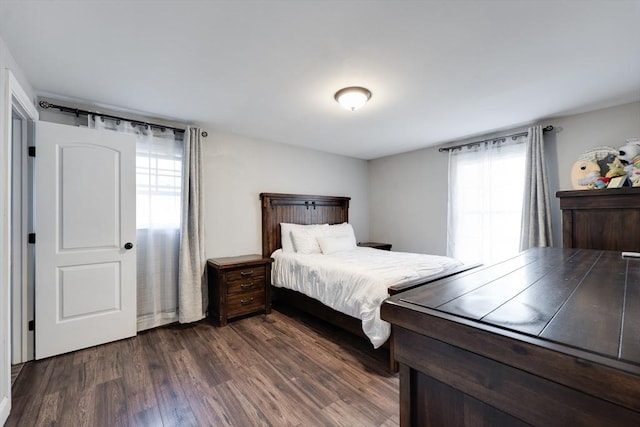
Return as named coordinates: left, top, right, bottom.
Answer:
left=260, top=192, right=476, bottom=371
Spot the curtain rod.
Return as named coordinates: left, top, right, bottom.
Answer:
left=38, top=100, right=198, bottom=135
left=438, top=125, right=554, bottom=152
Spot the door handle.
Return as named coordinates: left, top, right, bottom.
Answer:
left=124, top=242, right=134, bottom=250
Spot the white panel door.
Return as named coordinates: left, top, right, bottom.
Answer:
left=35, top=121, right=136, bottom=359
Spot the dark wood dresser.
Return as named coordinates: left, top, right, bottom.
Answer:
left=207, top=255, right=273, bottom=326
left=381, top=247, right=640, bottom=426
left=557, top=187, right=640, bottom=251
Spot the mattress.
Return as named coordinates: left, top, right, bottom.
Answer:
left=271, top=247, right=462, bottom=348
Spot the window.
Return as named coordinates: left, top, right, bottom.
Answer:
left=136, top=134, right=183, bottom=229
left=89, top=116, right=183, bottom=330
left=134, top=129, right=183, bottom=330
left=447, top=137, right=526, bottom=265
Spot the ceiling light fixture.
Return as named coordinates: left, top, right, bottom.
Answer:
left=334, top=86, right=372, bottom=111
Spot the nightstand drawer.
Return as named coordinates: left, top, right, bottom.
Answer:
left=227, top=289, right=265, bottom=317
left=227, top=276, right=265, bottom=295
left=226, top=265, right=266, bottom=283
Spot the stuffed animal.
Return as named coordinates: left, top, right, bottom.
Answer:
left=628, top=154, right=640, bottom=186
left=571, top=146, right=618, bottom=190
left=597, top=153, right=618, bottom=177
left=570, top=160, right=600, bottom=189
left=592, top=176, right=610, bottom=189
left=605, top=157, right=626, bottom=178
left=618, top=139, right=640, bottom=184
left=618, top=139, right=640, bottom=165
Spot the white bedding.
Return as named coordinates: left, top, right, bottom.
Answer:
left=271, top=247, right=462, bottom=348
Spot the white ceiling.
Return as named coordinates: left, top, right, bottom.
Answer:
left=1, top=1, right=639, bottom=159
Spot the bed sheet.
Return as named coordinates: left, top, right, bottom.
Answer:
left=271, top=247, right=462, bottom=348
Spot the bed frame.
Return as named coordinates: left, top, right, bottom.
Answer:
left=260, top=192, right=477, bottom=372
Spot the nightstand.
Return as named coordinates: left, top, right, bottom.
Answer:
left=358, top=242, right=392, bottom=251
left=207, top=254, right=273, bottom=326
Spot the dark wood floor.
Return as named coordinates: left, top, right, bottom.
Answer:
left=7, top=307, right=399, bottom=427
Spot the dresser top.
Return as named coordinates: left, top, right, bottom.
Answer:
left=556, top=187, right=640, bottom=198
left=388, top=247, right=640, bottom=370
left=556, top=187, right=640, bottom=209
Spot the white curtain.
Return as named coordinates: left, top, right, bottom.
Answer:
left=89, top=116, right=183, bottom=330
left=178, top=127, right=206, bottom=323
left=520, top=125, right=553, bottom=250
left=447, top=136, right=527, bottom=265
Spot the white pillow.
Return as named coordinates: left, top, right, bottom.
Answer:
left=291, top=228, right=323, bottom=254
left=280, top=223, right=328, bottom=253
left=280, top=223, right=297, bottom=253
left=317, top=235, right=357, bottom=254
left=323, top=222, right=357, bottom=246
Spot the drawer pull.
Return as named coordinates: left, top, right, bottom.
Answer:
left=240, top=283, right=254, bottom=290
left=240, top=297, right=255, bottom=305
left=240, top=271, right=253, bottom=277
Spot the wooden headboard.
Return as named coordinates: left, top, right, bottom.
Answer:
left=260, top=193, right=351, bottom=258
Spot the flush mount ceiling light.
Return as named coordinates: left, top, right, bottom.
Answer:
left=334, top=86, right=372, bottom=111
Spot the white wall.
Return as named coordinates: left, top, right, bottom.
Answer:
left=369, top=101, right=640, bottom=254
left=369, top=146, right=449, bottom=255
left=0, top=41, right=34, bottom=102
left=200, top=128, right=370, bottom=258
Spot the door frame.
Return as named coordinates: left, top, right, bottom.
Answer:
left=2, top=69, right=38, bottom=424
left=9, top=74, right=37, bottom=364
